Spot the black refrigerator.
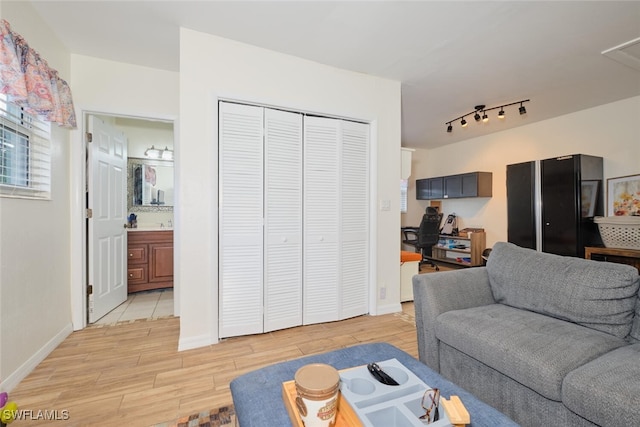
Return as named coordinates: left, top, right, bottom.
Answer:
left=507, top=154, right=604, bottom=258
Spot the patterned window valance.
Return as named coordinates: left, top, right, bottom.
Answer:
left=0, top=19, right=76, bottom=128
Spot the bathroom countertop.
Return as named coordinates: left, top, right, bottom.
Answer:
left=127, top=227, right=173, bottom=232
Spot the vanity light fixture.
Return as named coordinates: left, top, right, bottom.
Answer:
left=161, top=146, right=174, bottom=160
left=445, top=99, right=530, bottom=133
left=144, top=145, right=161, bottom=159
left=145, top=145, right=174, bottom=160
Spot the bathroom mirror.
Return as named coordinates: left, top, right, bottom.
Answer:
left=127, top=157, right=174, bottom=212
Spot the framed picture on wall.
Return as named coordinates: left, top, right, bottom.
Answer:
left=607, top=174, right=640, bottom=216
left=581, top=180, right=599, bottom=218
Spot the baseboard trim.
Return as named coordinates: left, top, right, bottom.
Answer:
left=1, top=322, right=73, bottom=392
left=178, top=333, right=215, bottom=351
left=374, top=302, right=403, bottom=316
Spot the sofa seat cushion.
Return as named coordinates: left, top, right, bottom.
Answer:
left=563, top=343, right=640, bottom=426
left=436, top=304, right=627, bottom=401
left=487, top=242, right=640, bottom=339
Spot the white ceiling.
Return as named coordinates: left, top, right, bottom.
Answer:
left=25, top=0, right=640, bottom=149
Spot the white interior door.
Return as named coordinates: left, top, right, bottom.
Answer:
left=88, top=115, right=128, bottom=323
left=303, top=116, right=340, bottom=325
left=219, top=102, right=265, bottom=338
left=264, top=108, right=303, bottom=332
left=340, top=121, right=369, bottom=319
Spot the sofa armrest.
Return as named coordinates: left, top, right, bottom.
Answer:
left=412, top=267, right=495, bottom=373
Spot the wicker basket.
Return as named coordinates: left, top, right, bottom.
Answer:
left=594, top=216, right=640, bottom=250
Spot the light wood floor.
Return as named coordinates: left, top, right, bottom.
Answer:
left=10, top=302, right=418, bottom=426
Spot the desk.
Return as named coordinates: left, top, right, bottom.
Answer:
left=585, top=246, right=640, bottom=272
left=401, top=251, right=422, bottom=301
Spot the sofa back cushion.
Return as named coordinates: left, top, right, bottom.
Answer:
left=487, top=242, right=640, bottom=339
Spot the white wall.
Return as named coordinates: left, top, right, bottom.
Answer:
left=114, top=117, right=174, bottom=158
left=405, top=96, right=640, bottom=248
left=0, top=1, right=72, bottom=390
left=68, top=55, right=179, bottom=328
left=178, top=29, right=402, bottom=350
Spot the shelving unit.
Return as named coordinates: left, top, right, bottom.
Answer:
left=585, top=246, right=640, bottom=272
left=430, top=232, right=486, bottom=267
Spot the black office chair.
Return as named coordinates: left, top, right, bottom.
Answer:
left=401, top=226, right=420, bottom=250
left=417, top=207, right=443, bottom=270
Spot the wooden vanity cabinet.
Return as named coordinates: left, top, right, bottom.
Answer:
left=127, top=230, right=173, bottom=293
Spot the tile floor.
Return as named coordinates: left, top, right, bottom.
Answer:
left=94, top=288, right=174, bottom=325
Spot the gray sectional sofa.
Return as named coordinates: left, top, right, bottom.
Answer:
left=413, top=241, right=640, bottom=426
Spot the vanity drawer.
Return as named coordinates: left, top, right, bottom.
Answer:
left=127, top=266, right=147, bottom=284
left=128, top=245, right=147, bottom=263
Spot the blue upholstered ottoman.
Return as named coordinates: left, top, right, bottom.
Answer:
left=230, top=342, right=517, bottom=426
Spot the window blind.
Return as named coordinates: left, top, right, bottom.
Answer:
left=0, top=95, right=51, bottom=199
left=400, top=179, right=408, bottom=213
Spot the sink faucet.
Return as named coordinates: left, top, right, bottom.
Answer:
left=160, top=222, right=165, bottom=229
left=168, top=219, right=172, bottom=228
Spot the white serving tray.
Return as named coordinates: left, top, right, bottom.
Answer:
left=339, top=358, right=452, bottom=427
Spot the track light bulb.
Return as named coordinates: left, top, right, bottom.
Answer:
left=447, top=123, right=453, bottom=133
left=498, top=108, right=505, bottom=119
left=519, top=103, right=527, bottom=115
left=474, top=112, right=481, bottom=122
left=482, top=112, right=488, bottom=122
left=461, top=118, right=467, bottom=127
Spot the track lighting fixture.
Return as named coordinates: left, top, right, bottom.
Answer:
left=474, top=105, right=484, bottom=122
left=445, top=99, right=530, bottom=133
left=519, top=102, right=527, bottom=115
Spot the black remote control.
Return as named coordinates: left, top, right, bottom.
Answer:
left=367, top=362, right=400, bottom=386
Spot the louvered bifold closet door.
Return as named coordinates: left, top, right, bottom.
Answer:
left=340, top=121, right=369, bottom=319
left=219, top=102, right=265, bottom=338
left=264, top=108, right=303, bottom=332
left=303, top=116, right=340, bottom=325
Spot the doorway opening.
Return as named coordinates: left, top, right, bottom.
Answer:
left=93, top=288, right=173, bottom=325
left=85, top=113, right=176, bottom=325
